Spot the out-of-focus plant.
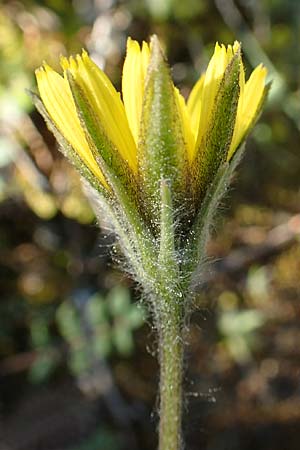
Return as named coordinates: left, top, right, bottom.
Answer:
left=56, top=287, right=145, bottom=377
left=26, top=286, right=144, bottom=384
left=0, top=3, right=95, bottom=222
left=71, top=427, right=121, bottom=450
left=217, top=290, right=265, bottom=364
left=29, top=310, right=60, bottom=383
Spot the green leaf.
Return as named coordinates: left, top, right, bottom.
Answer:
left=113, top=325, right=134, bottom=356
left=56, top=301, right=83, bottom=342
left=219, top=310, right=264, bottom=337
left=107, top=286, right=131, bottom=316
left=28, top=350, right=58, bottom=384
left=126, top=306, right=145, bottom=329
left=86, top=293, right=107, bottom=325
left=30, top=317, right=51, bottom=348
left=92, top=327, right=112, bottom=358
left=69, top=349, right=90, bottom=375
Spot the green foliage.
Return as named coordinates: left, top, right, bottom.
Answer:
left=70, top=428, right=120, bottom=450
left=29, top=312, right=60, bottom=383
left=218, top=308, right=265, bottom=364
left=56, top=287, right=145, bottom=377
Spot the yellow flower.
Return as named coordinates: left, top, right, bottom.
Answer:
left=186, top=42, right=267, bottom=160
left=122, top=37, right=150, bottom=145
left=35, top=63, right=106, bottom=185
left=35, top=37, right=267, bottom=188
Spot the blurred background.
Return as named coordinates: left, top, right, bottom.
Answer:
left=1, top=0, right=300, bottom=449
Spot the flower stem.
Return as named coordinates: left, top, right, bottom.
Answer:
left=155, top=179, right=184, bottom=450
left=158, top=295, right=184, bottom=450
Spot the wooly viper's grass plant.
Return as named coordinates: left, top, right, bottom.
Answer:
left=31, top=35, right=268, bottom=450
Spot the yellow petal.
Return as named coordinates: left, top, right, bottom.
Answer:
left=228, top=64, right=267, bottom=159
left=195, top=42, right=240, bottom=149
left=122, top=38, right=150, bottom=146
left=63, top=51, right=137, bottom=171
left=35, top=65, right=105, bottom=185
left=187, top=73, right=204, bottom=145
left=174, top=88, right=195, bottom=160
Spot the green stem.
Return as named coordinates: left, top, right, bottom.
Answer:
left=156, top=179, right=184, bottom=450
left=157, top=294, right=184, bottom=450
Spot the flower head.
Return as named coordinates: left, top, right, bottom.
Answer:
left=35, top=36, right=267, bottom=218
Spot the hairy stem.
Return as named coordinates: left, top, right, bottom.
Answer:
left=157, top=293, right=184, bottom=450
